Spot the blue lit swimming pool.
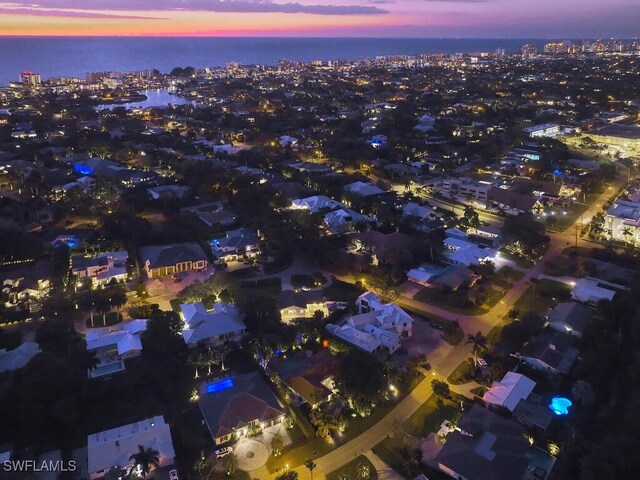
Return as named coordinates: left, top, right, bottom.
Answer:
left=549, top=397, right=572, bottom=416
left=206, top=378, right=234, bottom=394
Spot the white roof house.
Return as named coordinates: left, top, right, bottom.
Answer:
left=0, top=342, right=40, bottom=374
left=326, top=292, right=413, bottom=354
left=85, top=320, right=147, bottom=357
left=571, top=277, right=627, bottom=304
left=482, top=372, right=536, bottom=412
left=402, top=202, right=436, bottom=220
left=180, top=302, right=246, bottom=347
left=87, top=416, right=175, bottom=479
left=323, top=208, right=367, bottom=234
left=443, top=236, right=497, bottom=267
left=291, top=195, right=343, bottom=213
left=344, top=181, right=385, bottom=197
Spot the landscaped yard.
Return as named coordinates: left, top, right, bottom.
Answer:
left=322, top=279, right=364, bottom=302
left=326, top=455, right=378, bottom=480
left=405, top=393, right=464, bottom=437
left=413, top=287, right=487, bottom=316
left=291, top=272, right=327, bottom=290
left=513, top=284, right=557, bottom=316
left=446, top=358, right=476, bottom=385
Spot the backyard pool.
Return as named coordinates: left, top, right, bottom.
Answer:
left=206, top=378, right=234, bottom=394
left=549, top=397, right=572, bottom=416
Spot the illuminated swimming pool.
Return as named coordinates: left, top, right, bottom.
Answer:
left=549, top=397, right=572, bottom=416
left=206, top=378, right=234, bottom=394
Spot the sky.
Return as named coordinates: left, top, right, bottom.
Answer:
left=0, top=0, right=638, bottom=37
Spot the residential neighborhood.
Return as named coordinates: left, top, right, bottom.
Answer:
left=1, top=42, right=640, bottom=480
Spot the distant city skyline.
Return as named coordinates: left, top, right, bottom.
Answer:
left=0, top=0, right=639, bottom=37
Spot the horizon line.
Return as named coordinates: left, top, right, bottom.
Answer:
left=0, top=34, right=633, bottom=40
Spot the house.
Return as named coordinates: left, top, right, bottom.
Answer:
left=277, top=290, right=330, bottom=324
left=344, top=181, right=385, bottom=197
left=211, top=228, right=261, bottom=262
left=434, top=405, right=554, bottom=480
left=571, top=276, right=627, bottom=304
left=71, top=251, right=128, bottom=285
left=488, top=186, right=544, bottom=215
left=402, top=202, right=437, bottom=221
left=0, top=260, right=53, bottom=309
left=291, top=195, right=343, bottom=213
left=87, top=416, right=175, bottom=479
left=545, top=302, right=592, bottom=338
left=139, top=242, right=209, bottom=279
left=407, top=264, right=444, bottom=286
left=513, top=397, right=554, bottom=433
left=85, top=320, right=147, bottom=378
left=443, top=237, right=497, bottom=267
left=323, top=208, right=367, bottom=235
left=350, top=230, right=416, bottom=265
left=279, top=135, right=299, bottom=147
left=147, top=184, right=191, bottom=200
left=326, top=292, right=413, bottom=354
left=0, top=342, right=40, bottom=375
left=517, top=330, right=579, bottom=375
left=180, top=302, right=246, bottom=348
left=52, top=175, right=96, bottom=198
left=482, top=372, right=536, bottom=412
left=198, top=372, right=286, bottom=445
left=270, top=349, right=337, bottom=406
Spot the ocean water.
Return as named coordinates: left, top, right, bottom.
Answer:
left=0, top=37, right=546, bottom=86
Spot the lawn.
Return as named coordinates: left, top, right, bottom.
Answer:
left=542, top=197, right=592, bottom=232
left=240, top=277, right=282, bottom=298
left=446, top=359, right=476, bottom=385
left=322, top=279, right=364, bottom=302
left=405, top=394, right=463, bottom=437
left=326, top=455, right=378, bottom=480
left=543, top=255, right=578, bottom=277
left=412, top=287, right=487, bottom=316
left=536, top=278, right=572, bottom=300
left=513, top=285, right=557, bottom=316
left=291, top=272, right=327, bottom=290
left=85, top=311, right=122, bottom=328
left=498, top=249, right=534, bottom=268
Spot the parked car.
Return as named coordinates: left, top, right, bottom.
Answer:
left=169, top=469, right=179, bottom=480
left=215, top=447, right=233, bottom=459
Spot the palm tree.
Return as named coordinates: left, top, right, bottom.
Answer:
left=213, top=343, right=232, bottom=371
left=188, top=350, right=204, bottom=379
left=622, top=226, right=633, bottom=248
left=356, top=461, right=371, bottom=480
left=200, top=347, right=219, bottom=376
left=129, top=445, right=160, bottom=479
left=304, top=459, right=317, bottom=480
left=271, top=434, right=284, bottom=457
left=466, top=331, right=488, bottom=368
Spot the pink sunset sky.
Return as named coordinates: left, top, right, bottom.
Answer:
left=0, top=0, right=638, bottom=37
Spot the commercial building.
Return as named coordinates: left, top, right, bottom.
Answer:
left=20, top=71, right=41, bottom=86
left=605, top=199, right=640, bottom=245
left=523, top=123, right=562, bottom=138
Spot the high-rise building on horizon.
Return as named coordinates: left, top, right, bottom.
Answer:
left=20, top=71, right=41, bottom=86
